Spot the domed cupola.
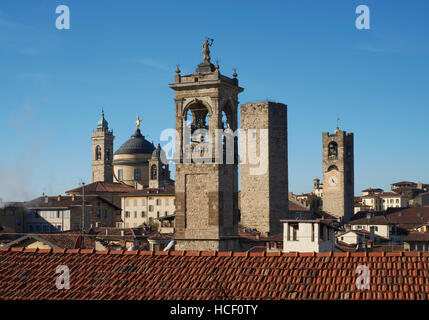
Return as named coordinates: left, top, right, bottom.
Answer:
left=114, top=117, right=155, bottom=155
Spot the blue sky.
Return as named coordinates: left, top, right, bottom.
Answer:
left=0, top=0, right=428, bottom=201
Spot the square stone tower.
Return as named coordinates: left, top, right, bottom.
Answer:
left=322, top=128, right=354, bottom=222
left=92, top=110, right=114, bottom=183
left=169, top=40, right=243, bottom=251
left=240, top=101, right=288, bottom=235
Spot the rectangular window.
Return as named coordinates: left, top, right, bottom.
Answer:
left=134, top=199, right=137, bottom=206
left=57, top=211, right=61, bottom=219
left=50, top=211, right=54, bottom=218
left=157, top=211, right=160, bottom=218
left=311, top=223, right=315, bottom=242
left=125, top=199, right=129, bottom=207
left=291, top=224, right=299, bottom=241
left=156, top=199, right=161, bottom=206
left=134, top=169, right=141, bottom=181
left=141, top=199, right=146, bottom=205
left=165, top=199, right=169, bottom=206
left=165, top=211, right=168, bottom=216
left=125, top=211, right=130, bottom=218
left=141, top=211, right=145, bottom=218
left=118, top=169, right=123, bottom=181
left=149, top=205, right=154, bottom=212
left=134, top=211, right=137, bottom=218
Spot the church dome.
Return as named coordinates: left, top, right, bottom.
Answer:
left=114, top=128, right=155, bottom=155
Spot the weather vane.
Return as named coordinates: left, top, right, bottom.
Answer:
left=336, top=117, right=340, bottom=129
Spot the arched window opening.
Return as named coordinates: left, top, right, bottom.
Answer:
left=184, top=102, right=210, bottom=160
left=151, top=164, right=157, bottom=180
left=328, top=141, right=338, bottom=160
left=327, top=165, right=339, bottom=172
left=95, top=146, right=102, bottom=160
left=221, top=105, right=235, bottom=164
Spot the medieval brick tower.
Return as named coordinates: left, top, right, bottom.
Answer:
left=322, top=127, right=354, bottom=222
left=169, top=40, right=243, bottom=251
left=240, top=102, right=288, bottom=235
left=92, top=110, right=114, bottom=183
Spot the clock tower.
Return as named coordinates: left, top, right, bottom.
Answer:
left=322, top=127, right=354, bottom=222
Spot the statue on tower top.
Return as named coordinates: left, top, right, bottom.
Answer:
left=202, top=38, right=214, bottom=63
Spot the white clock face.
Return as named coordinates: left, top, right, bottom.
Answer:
left=328, top=175, right=338, bottom=187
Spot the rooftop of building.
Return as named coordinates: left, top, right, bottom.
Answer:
left=25, top=195, right=121, bottom=211
left=362, top=191, right=403, bottom=198
left=0, top=248, right=428, bottom=300
left=66, top=181, right=136, bottom=195
left=121, top=185, right=175, bottom=197
left=349, top=207, right=429, bottom=231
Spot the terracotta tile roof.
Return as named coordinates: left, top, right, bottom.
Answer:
left=288, top=202, right=309, bottom=212
left=378, top=192, right=404, bottom=198
left=1, top=249, right=429, bottom=300
left=65, top=182, right=135, bottom=194
left=26, top=195, right=121, bottom=211
left=404, top=231, right=429, bottom=242
left=362, top=188, right=384, bottom=192
left=4, top=231, right=95, bottom=249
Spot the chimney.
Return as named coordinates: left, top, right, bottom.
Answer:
left=71, top=194, right=75, bottom=201
left=44, top=195, right=49, bottom=204
left=57, top=195, right=62, bottom=202
left=370, top=227, right=375, bottom=242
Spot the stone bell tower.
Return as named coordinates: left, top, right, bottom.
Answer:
left=92, top=110, right=114, bottom=183
left=148, top=144, right=171, bottom=189
left=322, top=127, right=354, bottom=222
left=169, top=40, right=244, bottom=251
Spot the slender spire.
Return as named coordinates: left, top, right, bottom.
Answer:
left=97, top=108, right=108, bottom=130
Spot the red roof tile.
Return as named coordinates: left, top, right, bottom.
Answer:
left=0, top=250, right=428, bottom=300
left=65, top=182, right=135, bottom=194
